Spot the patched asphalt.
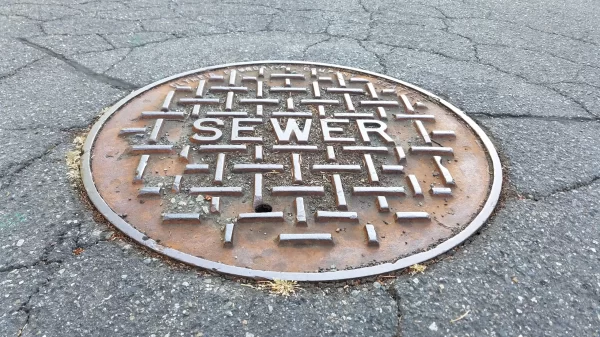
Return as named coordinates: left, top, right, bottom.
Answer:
left=1, top=0, right=599, bottom=336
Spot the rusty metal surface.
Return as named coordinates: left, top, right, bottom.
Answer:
left=81, top=61, right=502, bottom=281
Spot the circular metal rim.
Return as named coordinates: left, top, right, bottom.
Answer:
left=81, top=60, right=502, bottom=281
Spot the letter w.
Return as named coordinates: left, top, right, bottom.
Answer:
left=270, top=118, right=312, bottom=144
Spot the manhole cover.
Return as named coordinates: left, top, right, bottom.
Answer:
left=82, top=61, right=501, bottom=281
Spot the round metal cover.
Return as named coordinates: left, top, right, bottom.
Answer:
left=82, top=61, right=501, bottom=281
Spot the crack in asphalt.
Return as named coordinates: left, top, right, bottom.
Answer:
left=17, top=38, right=138, bottom=91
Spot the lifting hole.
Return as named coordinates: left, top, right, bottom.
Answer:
left=255, top=204, right=272, bottom=213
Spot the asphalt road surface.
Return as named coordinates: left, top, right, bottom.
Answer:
left=1, top=0, right=599, bottom=336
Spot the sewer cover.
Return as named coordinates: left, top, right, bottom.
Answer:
left=82, top=61, right=501, bottom=281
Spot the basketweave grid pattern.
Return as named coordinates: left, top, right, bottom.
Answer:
left=119, top=65, right=458, bottom=247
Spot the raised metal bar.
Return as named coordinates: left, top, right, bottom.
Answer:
left=172, top=175, right=182, bottom=193
left=253, top=173, right=263, bottom=207
left=179, top=145, right=190, bottom=162
left=225, top=91, right=234, bottom=111
left=431, top=130, right=456, bottom=138
left=333, top=112, right=374, bottom=119
left=228, top=69, right=237, bottom=86
left=395, top=146, right=406, bottom=163
left=254, top=145, right=263, bottom=162
left=394, top=212, right=430, bottom=222
left=360, top=100, right=399, bottom=107
left=295, top=197, right=307, bottom=226
left=430, top=187, right=453, bottom=196
left=162, top=213, right=201, bottom=224
left=161, top=90, right=175, bottom=111
left=278, top=233, right=333, bottom=244
left=184, top=164, right=210, bottom=174
left=315, top=211, right=358, bottom=222
left=133, top=155, right=149, bottom=182
left=271, top=111, right=312, bottom=117
left=232, top=163, right=284, bottom=172
left=130, top=145, right=173, bottom=154
left=223, top=223, right=234, bottom=246
left=211, top=197, right=220, bottom=214
left=365, top=224, right=379, bottom=246
left=364, top=154, right=379, bottom=184
left=395, top=114, right=435, bottom=121
left=366, top=83, right=378, bottom=99
left=175, top=85, right=193, bottom=92
left=119, top=127, right=146, bottom=136
left=407, top=175, right=423, bottom=197
left=352, top=186, right=405, bottom=196
left=138, top=186, right=161, bottom=196
left=312, top=81, right=320, bottom=98
left=381, top=165, right=404, bottom=174
left=291, top=153, right=302, bottom=184
left=195, top=79, right=205, bottom=97
left=270, top=87, right=307, bottom=93
left=326, top=146, right=336, bottom=162
left=271, top=186, right=325, bottom=196
left=300, top=99, right=340, bottom=105
left=434, top=156, right=455, bottom=185
left=214, top=153, right=226, bottom=185
left=311, top=164, right=361, bottom=172
left=271, top=73, right=305, bottom=79
left=326, top=88, right=364, bottom=94
left=376, top=196, right=389, bottom=212
left=210, top=86, right=248, bottom=93
left=239, top=98, right=279, bottom=105
left=410, top=146, right=454, bottom=156
left=399, top=94, right=415, bottom=113
left=336, top=72, right=346, bottom=87
left=238, top=212, right=284, bottom=222
left=189, top=187, right=243, bottom=196
left=414, top=120, right=432, bottom=144
left=331, top=174, right=348, bottom=210
left=148, top=119, right=164, bottom=143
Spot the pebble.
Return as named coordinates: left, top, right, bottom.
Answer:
left=182, top=282, right=189, bottom=287
left=428, top=322, right=438, bottom=331
left=373, top=282, right=382, bottom=289
left=268, top=305, right=273, bottom=313
left=143, top=258, right=152, bottom=264
left=351, top=290, right=360, bottom=296
left=16, top=239, right=24, bottom=247
left=245, top=333, right=255, bottom=337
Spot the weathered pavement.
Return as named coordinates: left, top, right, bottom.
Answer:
left=1, top=0, right=599, bottom=336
